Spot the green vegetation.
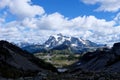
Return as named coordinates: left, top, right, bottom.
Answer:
left=50, top=48, right=73, bottom=54
left=34, top=50, right=82, bottom=68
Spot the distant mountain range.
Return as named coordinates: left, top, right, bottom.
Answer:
left=18, top=33, right=106, bottom=53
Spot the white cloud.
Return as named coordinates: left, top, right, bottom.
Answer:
left=22, top=18, right=38, bottom=28
left=81, top=0, right=120, bottom=12
left=0, top=0, right=45, bottom=19
left=37, top=12, right=72, bottom=30
left=0, top=0, right=10, bottom=8
left=114, top=12, right=120, bottom=24
left=0, top=18, right=5, bottom=26
left=0, top=12, right=120, bottom=45
left=0, top=0, right=120, bottom=45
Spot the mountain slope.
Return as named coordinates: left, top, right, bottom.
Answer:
left=68, top=42, right=120, bottom=72
left=22, top=34, right=105, bottom=53
left=44, top=33, right=99, bottom=49
left=0, top=40, right=57, bottom=78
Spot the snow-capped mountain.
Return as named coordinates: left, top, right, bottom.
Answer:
left=19, top=33, right=106, bottom=53
left=16, top=42, right=32, bottom=48
left=43, top=33, right=102, bottom=49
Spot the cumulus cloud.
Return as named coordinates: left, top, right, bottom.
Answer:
left=0, top=0, right=120, bottom=45
left=22, top=18, right=38, bottom=28
left=0, top=12, right=120, bottom=44
left=0, top=18, right=5, bottom=26
left=81, top=0, right=120, bottom=12
left=0, top=0, right=10, bottom=8
left=114, top=12, right=120, bottom=24
left=37, top=12, right=72, bottom=30
left=0, top=0, right=45, bottom=19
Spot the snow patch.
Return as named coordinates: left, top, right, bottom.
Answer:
left=79, top=38, right=86, bottom=44
left=71, top=44, right=77, bottom=47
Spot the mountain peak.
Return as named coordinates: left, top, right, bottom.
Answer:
left=0, top=40, right=9, bottom=45
left=42, top=34, right=103, bottom=53
left=57, top=33, right=63, bottom=37
left=18, top=34, right=105, bottom=53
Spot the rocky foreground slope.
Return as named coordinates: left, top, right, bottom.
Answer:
left=68, top=42, right=120, bottom=72
left=0, top=40, right=57, bottom=79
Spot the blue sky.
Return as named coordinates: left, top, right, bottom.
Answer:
left=0, top=0, right=120, bottom=45
left=31, top=0, right=116, bottom=20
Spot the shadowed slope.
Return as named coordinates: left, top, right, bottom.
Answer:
left=0, top=40, right=57, bottom=78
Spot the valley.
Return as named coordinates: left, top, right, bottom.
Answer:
left=34, top=53, right=81, bottom=68
left=0, top=39, right=120, bottom=80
